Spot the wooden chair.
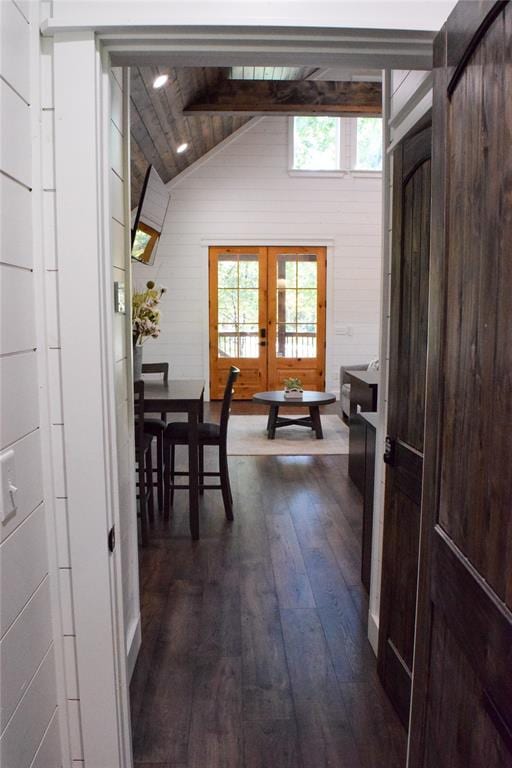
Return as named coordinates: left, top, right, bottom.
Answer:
left=140, top=362, right=169, bottom=512
left=163, top=366, right=240, bottom=521
left=134, top=380, right=154, bottom=545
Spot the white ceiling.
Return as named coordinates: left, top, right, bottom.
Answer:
left=51, top=1, right=459, bottom=34
left=176, top=1, right=459, bottom=32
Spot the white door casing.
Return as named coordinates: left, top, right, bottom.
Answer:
left=53, top=31, right=132, bottom=768
left=46, top=13, right=437, bottom=764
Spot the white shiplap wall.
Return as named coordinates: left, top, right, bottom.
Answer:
left=40, top=31, right=86, bottom=766
left=134, top=116, right=382, bottom=394
left=0, top=3, right=62, bottom=766
left=38, top=50, right=139, bottom=760
left=110, top=67, right=141, bottom=680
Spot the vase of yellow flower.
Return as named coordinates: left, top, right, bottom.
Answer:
left=132, top=280, right=166, bottom=380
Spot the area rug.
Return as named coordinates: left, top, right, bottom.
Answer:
left=227, top=414, right=349, bottom=455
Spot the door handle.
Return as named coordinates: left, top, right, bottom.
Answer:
left=384, top=436, right=395, bottom=466
left=260, top=341, right=266, bottom=347
left=260, top=328, right=267, bottom=338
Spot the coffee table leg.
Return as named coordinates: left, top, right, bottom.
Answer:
left=309, top=406, right=323, bottom=439
left=268, top=405, right=278, bottom=439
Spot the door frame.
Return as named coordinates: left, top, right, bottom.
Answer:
left=267, top=245, right=327, bottom=393
left=208, top=245, right=269, bottom=399
left=377, top=117, right=432, bottom=727
left=208, top=245, right=328, bottom=399
left=45, top=11, right=428, bottom=764
left=202, top=238, right=335, bottom=400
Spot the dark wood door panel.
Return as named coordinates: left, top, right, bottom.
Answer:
left=378, top=121, right=431, bottom=728
left=425, top=609, right=512, bottom=768
left=438, top=3, right=512, bottom=606
left=431, top=527, right=512, bottom=729
left=409, top=3, right=512, bottom=766
left=396, top=158, right=430, bottom=453
left=386, top=491, right=421, bottom=671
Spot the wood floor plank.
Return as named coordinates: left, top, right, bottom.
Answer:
left=197, top=581, right=242, bottom=658
left=340, top=680, right=406, bottom=768
left=187, top=656, right=242, bottom=768
left=130, top=442, right=405, bottom=768
left=130, top=591, right=167, bottom=724
left=266, top=513, right=316, bottom=609
left=241, top=559, right=294, bottom=721
left=302, top=544, right=376, bottom=683
left=131, top=643, right=195, bottom=765
left=243, top=719, right=302, bottom=768
left=158, top=579, right=203, bottom=655
left=319, top=502, right=364, bottom=587
left=280, top=608, right=362, bottom=768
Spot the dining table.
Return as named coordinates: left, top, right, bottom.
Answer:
left=142, top=377, right=205, bottom=540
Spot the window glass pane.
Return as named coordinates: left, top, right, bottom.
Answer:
left=297, top=290, right=317, bottom=324
left=132, top=229, right=152, bottom=261
left=238, top=325, right=259, bottom=358
left=299, top=336, right=316, bottom=358
left=297, top=259, right=317, bottom=288
left=276, top=324, right=296, bottom=357
left=281, top=290, right=296, bottom=324
left=276, top=323, right=317, bottom=358
left=293, top=116, right=339, bottom=170
left=238, top=289, right=259, bottom=323
left=218, top=331, right=238, bottom=358
left=239, top=256, right=259, bottom=288
left=355, top=117, right=382, bottom=170
left=218, top=258, right=238, bottom=288
left=218, top=289, right=238, bottom=324
left=284, top=260, right=296, bottom=288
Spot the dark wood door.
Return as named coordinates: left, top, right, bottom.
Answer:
left=378, top=123, right=431, bottom=727
left=409, top=3, right=512, bottom=766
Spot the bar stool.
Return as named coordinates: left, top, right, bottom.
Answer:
left=163, top=366, right=240, bottom=521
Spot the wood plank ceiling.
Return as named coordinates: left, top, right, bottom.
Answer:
left=130, top=66, right=315, bottom=206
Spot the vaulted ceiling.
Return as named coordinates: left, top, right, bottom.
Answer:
left=130, top=66, right=318, bottom=205
left=130, top=66, right=382, bottom=206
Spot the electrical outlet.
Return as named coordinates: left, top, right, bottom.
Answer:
left=1, top=449, right=18, bottom=524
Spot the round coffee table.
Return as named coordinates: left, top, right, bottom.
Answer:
left=252, top=390, right=337, bottom=440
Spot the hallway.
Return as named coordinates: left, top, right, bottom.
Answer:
left=130, top=449, right=405, bottom=767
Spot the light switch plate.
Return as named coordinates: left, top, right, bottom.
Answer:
left=114, top=281, right=126, bottom=314
left=0, top=449, right=18, bottom=524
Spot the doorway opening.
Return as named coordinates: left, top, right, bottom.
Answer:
left=209, top=245, right=326, bottom=398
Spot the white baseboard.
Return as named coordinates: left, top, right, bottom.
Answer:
left=126, top=613, right=142, bottom=682
left=367, top=610, right=379, bottom=656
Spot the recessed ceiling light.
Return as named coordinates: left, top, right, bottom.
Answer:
left=153, top=74, right=168, bottom=89
left=176, top=143, right=188, bottom=154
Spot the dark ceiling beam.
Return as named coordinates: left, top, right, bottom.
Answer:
left=183, top=79, right=381, bottom=117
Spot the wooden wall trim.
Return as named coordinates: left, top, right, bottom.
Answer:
left=447, top=0, right=509, bottom=96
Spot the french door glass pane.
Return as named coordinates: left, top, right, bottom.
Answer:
left=298, top=260, right=317, bottom=288
left=276, top=324, right=316, bottom=358
left=218, top=260, right=238, bottom=288
left=297, top=290, right=317, bottom=323
left=239, top=257, right=259, bottom=288
left=238, top=289, right=259, bottom=324
left=276, top=253, right=318, bottom=358
left=217, top=253, right=260, bottom=359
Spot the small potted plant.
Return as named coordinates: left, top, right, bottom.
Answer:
left=283, top=377, right=304, bottom=399
left=132, top=280, right=166, bottom=379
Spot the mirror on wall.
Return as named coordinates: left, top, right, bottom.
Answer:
left=131, top=165, right=170, bottom=265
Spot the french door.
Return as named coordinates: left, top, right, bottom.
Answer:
left=209, top=246, right=326, bottom=399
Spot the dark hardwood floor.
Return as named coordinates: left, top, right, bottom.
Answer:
left=130, top=403, right=406, bottom=768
